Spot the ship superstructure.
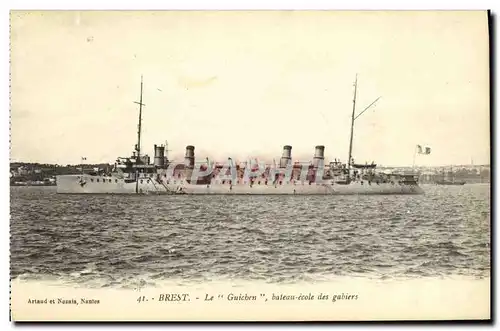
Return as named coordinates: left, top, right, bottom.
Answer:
left=56, top=76, right=424, bottom=195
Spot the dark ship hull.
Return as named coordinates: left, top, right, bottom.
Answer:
left=435, top=180, right=465, bottom=185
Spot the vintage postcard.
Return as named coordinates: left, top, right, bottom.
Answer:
left=9, top=10, right=490, bottom=321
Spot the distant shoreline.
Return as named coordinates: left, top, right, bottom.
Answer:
left=10, top=183, right=56, bottom=187
left=9, top=161, right=491, bottom=168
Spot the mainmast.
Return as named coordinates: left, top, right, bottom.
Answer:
left=346, top=74, right=358, bottom=182
left=345, top=74, right=381, bottom=183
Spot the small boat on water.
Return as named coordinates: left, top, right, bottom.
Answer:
left=435, top=166, right=466, bottom=185
left=435, top=179, right=466, bottom=186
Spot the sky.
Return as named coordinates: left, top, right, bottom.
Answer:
left=10, top=10, right=490, bottom=167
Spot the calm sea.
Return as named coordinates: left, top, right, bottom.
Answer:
left=10, top=184, right=490, bottom=289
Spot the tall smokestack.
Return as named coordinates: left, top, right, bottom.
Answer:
left=184, top=145, right=195, bottom=168
left=313, top=145, right=325, bottom=168
left=154, top=144, right=166, bottom=167
left=279, top=145, right=292, bottom=168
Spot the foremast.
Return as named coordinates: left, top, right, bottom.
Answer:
left=133, top=75, right=145, bottom=193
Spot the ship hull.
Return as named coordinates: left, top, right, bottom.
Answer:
left=56, top=175, right=424, bottom=195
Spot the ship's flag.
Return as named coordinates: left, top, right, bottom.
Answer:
left=417, top=145, right=431, bottom=155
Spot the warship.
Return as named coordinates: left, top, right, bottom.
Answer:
left=56, top=76, right=424, bottom=195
